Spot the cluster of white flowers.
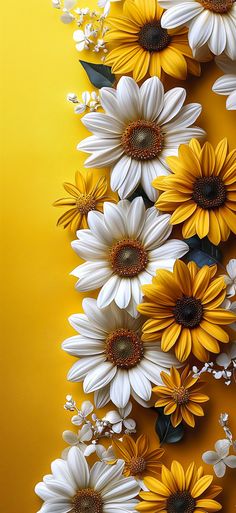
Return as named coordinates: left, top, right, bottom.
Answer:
left=67, top=91, right=101, bottom=113
left=52, top=0, right=109, bottom=57
left=222, top=259, right=236, bottom=298
left=202, top=413, right=236, bottom=478
left=62, top=396, right=136, bottom=459
left=192, top=342, right=236, bottom=385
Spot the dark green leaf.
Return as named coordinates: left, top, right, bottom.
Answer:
left=155, top=408, right=184, bottom=445
left=184, top=236, right=201, bottom=250
left=80, top=60, right=115, bottom=89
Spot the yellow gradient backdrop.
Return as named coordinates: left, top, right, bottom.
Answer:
left=0, top=1, right=236, bottom=512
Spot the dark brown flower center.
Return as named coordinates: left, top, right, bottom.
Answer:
left=199, top=0, right=234, bottom=13
left=109, top=239, right=148, bottom=277
left=138, top=20, right=171, bottom=52
left=174, top=296, right=203, bottom=328
left=76, top=194, right=96, bottom=214
left=121, top=120, right=164, bottom=161
left=167, top=491, right=195, bottom=513
left=128, top=456, right=147, bottom=476
left=172, top=386, right=189, bottom=405
left=105, top=328, right=144, bottom=368
left=72, top=489, right=103, bottom=513
left=192, top=176, right=226, bottom=209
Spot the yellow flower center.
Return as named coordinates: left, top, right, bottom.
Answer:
left=192, top=176, right=226, bottom=210
left=167, top=491, right=195, bottom=513
left=72, top=489, right=103, bottom=513
left=121, top=120, right=164, bottom=161
left=76, top=194, right=96, bottom=215
left=105, top=328, right=144, bottom=368
left=199, top=0, right=234, bottom=13
left=138, top=20, right=171, bottom=52
left=109, top=239, right=148, bottom=277
left=172, top=386, right=189, bottom=405
left=173, top=296, right=203, bottom=328
left=128, top=456, right=147, bottom=476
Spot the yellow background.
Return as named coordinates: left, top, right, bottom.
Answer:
left=1, top=1, right=236, bottom=512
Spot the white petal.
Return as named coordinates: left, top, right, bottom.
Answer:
left=115, top=278, right=131, bottom=309
left=68, top=313, right=106, bottom=339
left=94, top=385, right=111, bottom=408
left=84, top=146, right=124, bottom=168
left=188, top=10, right=213, bottom=50
left=97, top=275, right=121, bottom=308
left=161, top=2, right=203, bottom=29
left=140, top=77, right=164, bottom=121
left=215, top=439, right=230, bottom=458
left=128, top=366, right=152, bottom=401
left=227, top=90, right=236, bottom=110
left=103, top=202, right=127, bottom=239
left=81, top=112, right=124, bottom=135
left=87, top=210, right=112, bottom=244
left=127, top=197, right=146, bottom=238
left=100, top=87, right=119, bottom=118
left=67, top=356, right=106, bottom=382
left=140, top=160, right=159, bottom=202
left=202, top=450, right=219, bottom=465
left=138, top=358, right=164, bottom=385
left=67, top=447, right=90, bottom=488
left=35, top=482, right=58, bottom=501
left=118, top=160, right=142, bottom=199
left=158, top=88, right=186, bottom=125
left=83, top=362, right=117, bottom=392
left=224, top=455, right=236, bottom=468
left=62, top=336, right=105, bottom=356
left=104, top=410, right=122, bottom=424
left=213, top=461, right=226, bottom=478
left=94, top=460, right=124, bottom=492
left=116, top=76, right=140, bottom=122
left=224, top=15, right=236, bottom=60
left=101, top=477, right=140, bottom=501
left=110, top=369, right=131, bottom=408
left=209, top=14, right=226, bottom=55
left=111, top=155, right=132, bottom=191
left=164, top=103, right=202, bottom=131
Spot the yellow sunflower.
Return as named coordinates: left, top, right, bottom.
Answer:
left=153, top=366, right=209, bottom=428
left=112, top=434, right=164, bottom=480
left=136, top=460, right=222, bottom=513
left=104, top=0, right=200, bottom=82
left=137, top=259, right=236, bottom=362
left=154, top=138, right=236, bottom=245
left=53, top=170, right=115, bottom=232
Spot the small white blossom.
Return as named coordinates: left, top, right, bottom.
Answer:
left=52, top=0, right=61, bottom=8
left=71, top=400, right=94, bottom=425
left=202, top=439, right=236, bottom=478
left=73, top=26, right=92, bottom=51
left=62, top=423, right=93, bottom=458
left=222, top=259, right=236, bottom=298
left=84, top=441, right=115, bottom=461
left=64, top=394, right=76, bottom=411
left=104, top=402, right=136, bottom=434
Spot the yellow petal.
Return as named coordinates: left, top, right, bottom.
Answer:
left=191, top=475, right=213, bottom=498
left=214, top=138, right=228, bottom=175
left=171, top=461, right=185, bottom=491
left=195, top=499, right=222, bottom=511
left=200, top=142, right=215, bottom=176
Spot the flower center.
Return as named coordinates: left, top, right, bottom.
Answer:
left=192, top=176, right=226, bottom=210
left=138, top=20, right=171, bottom=52
left=76, top=194, right=96, bottom=215
left=167, top=491, right=195, bottom=513
left=109, top=239, right=148, bottom=277
left=199, top=0, right=234, bottom=13
left=105, top=328, right=144, bottom=368
left=121, top=120, right=164, bottom=161
left=72, top=489, right=103, bottom=513
left=173, top=296, right=203, bottom=328
left=172, top=386, right=189, bottom=405
left=128, top=456, right=147, bottom=476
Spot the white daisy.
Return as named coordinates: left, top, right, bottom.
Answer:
left=159, top=0, right=236, bottom=59
left=221, top=258, right=236, bottom=297
left=77, top=76, right=205, bottom=201
left=71, top=197, right=189, bottom=317
left=62, top=297, right=180, bottom=409
left=213, top=55, right=236, bottom=110
left=35, top=446, right=140, bottom=513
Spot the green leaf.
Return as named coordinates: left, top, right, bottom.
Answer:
left=80, top=60, right=115, bottom=89
left=155, top=408, right=184, bottom=445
